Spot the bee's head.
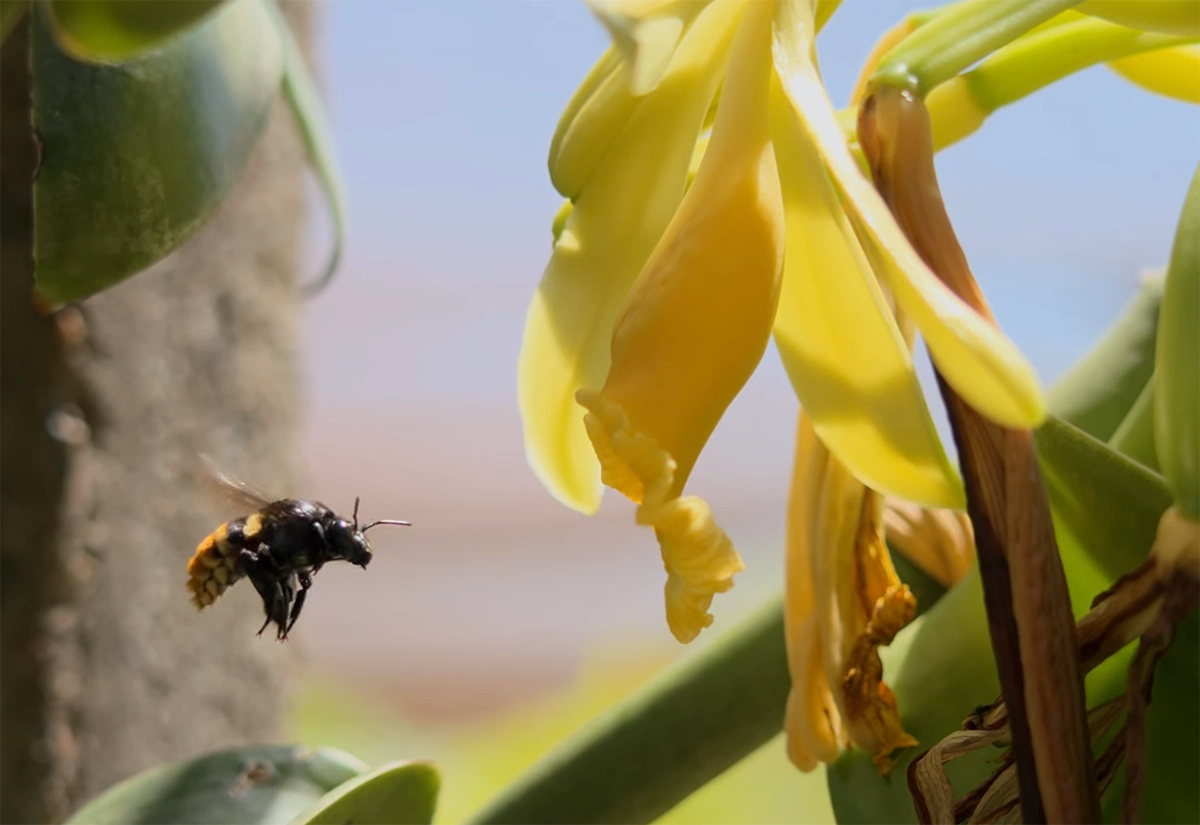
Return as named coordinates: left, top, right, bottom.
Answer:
left=329, top=497, right=411, bottom=567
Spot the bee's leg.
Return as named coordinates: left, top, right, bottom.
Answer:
left=274, top=576, right=297, bottom=641
left=260, top=579, right=289, bottom=638
left=283, top=571, right=313, bottom=638
left=241, top=547, right=290, bottom=637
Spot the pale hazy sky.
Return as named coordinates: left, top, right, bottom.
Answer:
left=286, top=1, right=1199, bottom=708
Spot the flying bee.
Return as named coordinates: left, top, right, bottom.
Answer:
left=187, top=463, right=410, bottom=640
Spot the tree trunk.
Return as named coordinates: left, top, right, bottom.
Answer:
left=1, top=6, right=313, bottom=821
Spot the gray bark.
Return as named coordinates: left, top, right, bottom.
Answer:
left=1, top=6, right=313, bottom=821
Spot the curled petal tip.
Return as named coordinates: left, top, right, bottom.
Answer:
left=580, top=391, right=743, bottom=643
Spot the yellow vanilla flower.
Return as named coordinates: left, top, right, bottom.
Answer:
left=519, top=0, right=1045, bottom=643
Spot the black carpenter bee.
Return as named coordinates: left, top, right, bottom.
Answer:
left=187, top=464, right=410, bottom=640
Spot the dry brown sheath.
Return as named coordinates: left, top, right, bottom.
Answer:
left=858, top=85, right=1100, bottom=824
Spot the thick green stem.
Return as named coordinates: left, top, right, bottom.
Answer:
left=465, top=598, right=788, bottom=825
left=872, top=0, right=1083, bottom=96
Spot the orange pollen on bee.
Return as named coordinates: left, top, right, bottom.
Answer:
left=186, top=522, right=242, bottom=610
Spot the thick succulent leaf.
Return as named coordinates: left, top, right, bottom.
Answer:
left=44, top=0, right=226, bottom=62
left=32, top=0, right=283, bottom=304
left=290, top=761, right=439, bottom=825
left=264, top=0, right=346, bottom=295
left=63, top=746, right=366, bottom=825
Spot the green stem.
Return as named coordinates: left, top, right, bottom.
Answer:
left=465, top=598, right=789, bottom=825
left=872, top=0, right=1084, bottom=95
left=263, top=0, right=347, bottom=296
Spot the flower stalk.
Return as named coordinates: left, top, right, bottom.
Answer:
left=870, top=0, right=1082, bottom=95
left=857, top=84, right=1100, bottom=823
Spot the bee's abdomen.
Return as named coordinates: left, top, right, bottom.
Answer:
left=186, top=520, right=248, bottom=608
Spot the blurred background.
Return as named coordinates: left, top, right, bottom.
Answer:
left=253, top=2, right=1197, bottom=821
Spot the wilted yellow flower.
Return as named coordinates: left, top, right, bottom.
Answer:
left=518, top=0, right=1044, bottom=646
left=785, top=411, right=918, bottom=773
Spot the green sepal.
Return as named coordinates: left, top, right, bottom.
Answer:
left=43, top=0, right=226, bottom=63
left=290, top=761, right=440, bottom=825
left=31, top=0, right=283, bottom=305
left=63, top=745, right=366, bottom=825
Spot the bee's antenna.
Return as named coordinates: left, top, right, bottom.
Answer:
left=362, top=519, right=413, bottom=532
left=352, top=495, right=411, bottom=533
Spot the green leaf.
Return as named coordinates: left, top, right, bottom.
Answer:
left=44, top=0, right=226, bottom=63
left=263, top=0, right=346, bottom=295
left=1046, top=273, right=1163, bottom=442
left=1154, top=162, right=1200, bottom=518
left=32, top=0, right=283, bottom=305
left=63, top=745, right=366, bottom=825
left=1037, top=414, right=1173, bottom=581
left=466, top=598, right=790, bottom=825
left=290, top=761, right=440, bottom=825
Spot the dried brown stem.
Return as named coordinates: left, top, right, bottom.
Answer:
left=858, top=85, right=1100, bottom=824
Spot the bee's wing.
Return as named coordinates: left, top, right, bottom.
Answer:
left=197, top=454, right=276, bottom=512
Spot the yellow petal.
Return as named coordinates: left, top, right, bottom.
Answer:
left=519, top=0, right=742, bottom=513
left=770, top=79, right=964, bottom=509
left=548, top=47, right=638, bottom=199
left=772, top=0, right=1047, bottom=429
left=785, top=412, right=846, bottom=771
left=578, top=0, right=781, bottom=641
left=578, top=392, right=745, bottom=641
left=1078, top=0, right=1200, bottom=37
left=586, top=0, right=712, bottom=95
left=1109, top=44, right=1200, bottom=104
